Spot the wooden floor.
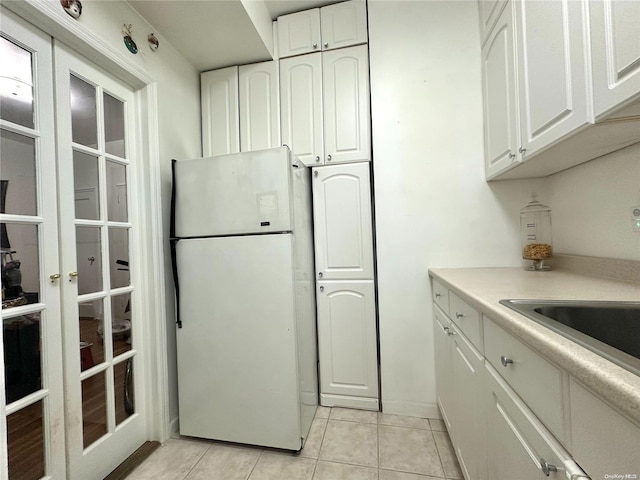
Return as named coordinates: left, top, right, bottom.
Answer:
left=7, top=400, right=44, bottom=480
left=6, top=317, right=134, bottom=476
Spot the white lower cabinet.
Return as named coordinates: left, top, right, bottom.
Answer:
left=569, top=377, right=640, bottom=478
left=484, top=364, right=585, bottom=479
left=316, top=280, right=378, bottom=409
left=433, top=302, right=486, bottom=480
left=450, top=324, right=486, bottom=480
left=431, top=279, right=591, bottom=480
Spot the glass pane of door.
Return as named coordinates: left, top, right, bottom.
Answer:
left=1, top=10, right=65, bottom=479
left=0, top=36, right=34, bottom=128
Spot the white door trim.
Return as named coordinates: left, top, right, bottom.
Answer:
left=2, top=0, right=170, bottom=444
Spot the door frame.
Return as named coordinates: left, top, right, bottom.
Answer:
left=2, top=0, right=171, bottom=446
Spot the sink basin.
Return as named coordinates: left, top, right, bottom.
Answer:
left=500, top=300, right=640, bottom=377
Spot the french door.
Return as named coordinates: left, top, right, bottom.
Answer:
left=1, top=10, right=148, bottom=479
left=0, top=10, right=66, bottom=479
left=54, top=41, right=147, bottom=479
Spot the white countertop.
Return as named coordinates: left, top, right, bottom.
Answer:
left=428, top=267, right=640, bottom=424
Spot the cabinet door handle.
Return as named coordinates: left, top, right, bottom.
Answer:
left=540, top=458, right=557, bottom=476
left=313, top=43, right=318, bottom=49
left=455, top=312, right=465, bottom=319
left=435, top=293, right=441, bottom=298
left=314, top=170, right=319, bottom=177
left=327, top=154, right=332, bottom=161
left=519, top=147, right=527, bottom=154
left=319, top=286, right=324, bottom=292
left=508, top=152, right=516, bottom=159
left=324, top=42, right=329, bottom=48
left=315, top=155, right=320, bottom=162
left=500, top=355, right=514, bottom=367
left=318, top=272, right=323, bottom=278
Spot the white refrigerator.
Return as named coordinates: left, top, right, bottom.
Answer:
left=170, top=147, right=317, bottom=450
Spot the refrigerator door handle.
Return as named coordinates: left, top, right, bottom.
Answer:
left=170, top=159, right=182, bottom=329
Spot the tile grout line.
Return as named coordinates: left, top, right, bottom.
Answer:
left=181, top=441, right=212, bottom=480
left=245, top=448, right=263, bottom=480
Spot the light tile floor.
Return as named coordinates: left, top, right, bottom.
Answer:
left=127, top=407, right=463, bottom=480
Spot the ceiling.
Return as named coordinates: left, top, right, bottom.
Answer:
left=128, top=0, right=341, bottom=71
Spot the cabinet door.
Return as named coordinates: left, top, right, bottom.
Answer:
left=320, top=0, right=368, bottom=51
left=589, top=0, right=640, bottom=118
left=277, top=8, right=321, bottom=59
left=450, top=326, right=487, bottom=480
left=201, top=66, right=239, bottom=157
left=239, top=61, right=280, bottom=152
left=482, top=2, right=520, bottom=179
left=280, top=53, right=324, bottom=166
left=515, top=0, right=589, bottom=157
left=312, top=162, right=374, bottom=280
left=433, top=307, right=454, bottom=433
left=323, top=45, right=371, bottom=164
left=478, top=0, right=508, bottom=45
left=317, top=280, right=378, bottom=401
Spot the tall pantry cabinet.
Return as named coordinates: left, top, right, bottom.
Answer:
left=278, top=0, right=378, bottom=410
left=199, top=0, right=379, bottom=411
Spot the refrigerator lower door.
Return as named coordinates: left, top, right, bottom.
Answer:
left=176, top=234, right=303, bottom=450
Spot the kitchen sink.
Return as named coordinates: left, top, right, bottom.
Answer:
left=500, top=300, right=640, bottom=377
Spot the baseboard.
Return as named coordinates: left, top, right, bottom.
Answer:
left=381, top=400, right=441, bottom=419
left=320, top=394, right=379, bottom=411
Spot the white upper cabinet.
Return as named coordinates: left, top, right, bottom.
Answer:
left=277, top=8, right=322, bottom=58
left=201, top=66, right=239, bottom=157
left=323, top=45, right=371, bottom=164
left=482, top=2, right=519, bottom=178
left=320, top=0, right=368, bottom=51
left=277, top=0, right=368, bottom=59
left=482, top=0, right=591, bottom=179
left=239, top=61, right=280, bottom=152
left=280, top=53, right=324, bottom=166
left=514, top=0, right=589, bottom=157
left=478, top=0, right=508, bottom=44
left=312, top=162, right=374, bottom=280
left=589, top=0, right=640, bottom=119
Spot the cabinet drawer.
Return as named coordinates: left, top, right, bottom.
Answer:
left=431, top=279, right=449, bottom=315
left=449, top=292, right=483, bottom=352
left=484, top=317, right=566, bottom=444
left=485, top=363, right=586, bottom=480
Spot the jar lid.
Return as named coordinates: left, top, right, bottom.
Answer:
left=520, top=199, right=550, bottom=214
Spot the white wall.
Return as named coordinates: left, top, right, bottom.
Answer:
left=548, top=143, right=640, bottom=260
left=368, top=0, right=547, bottom=416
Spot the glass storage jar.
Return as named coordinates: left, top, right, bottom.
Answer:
left=520, top=198, right=552, bottom=270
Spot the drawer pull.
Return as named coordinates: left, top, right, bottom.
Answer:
left=444, top=327, right=456, bottom=336
left=500, top=355, right=514, bottom=367
left=540, top=458, right=557, bottom=476
left=455, top=312, right=465, bottom=319
left=435, top=293, right=442, bottom=298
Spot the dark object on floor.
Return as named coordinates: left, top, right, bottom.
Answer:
left=104, top=441, right=160, bottom=480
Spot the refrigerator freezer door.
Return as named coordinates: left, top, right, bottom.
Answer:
left=174, top=147, right=293, bottom=237
left=176, top=234, right=303, bottom=450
